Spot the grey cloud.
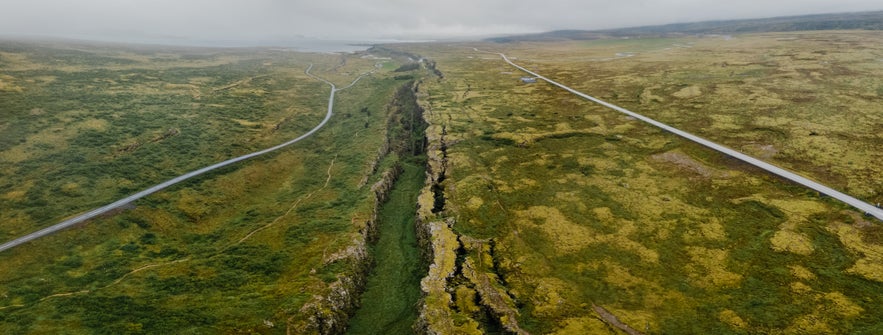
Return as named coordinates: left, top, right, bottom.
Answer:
left=0, top=0, right=880, bottom=43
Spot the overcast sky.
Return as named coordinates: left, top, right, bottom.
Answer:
left=1, top=0, right=880, bottom=43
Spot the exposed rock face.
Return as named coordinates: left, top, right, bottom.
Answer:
left=460, top=237, right=529, bottom=335
left=413, top=175, right=526, bottom=335
left=412, top=67, right=527, bottom=335
left=357, top=139, right=390, bottom=188
left=290, top=80, right=428, bottom=334
left=415, top=218, right=470, bottom=335
left=295, top=164, right=403, bottom=335
left=413, top=70, right=476, bottom=334
left=592, top=304, right=646, bottom=335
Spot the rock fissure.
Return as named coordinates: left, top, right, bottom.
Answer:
left=291, top=79, right=427, bottom=334
left=413, top=65, right=528, bottom=335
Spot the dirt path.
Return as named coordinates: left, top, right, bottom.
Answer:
left=235, top=155, right=337, bottom=245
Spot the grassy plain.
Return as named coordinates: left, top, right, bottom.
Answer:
left=401, top=31, right=883, bottom=334
left=0, top=40, right=412, bottom=333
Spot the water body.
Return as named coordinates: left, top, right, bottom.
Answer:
left=0, top=33, right=382, bottom=53
left=185, top=38, right=377, bottom=52
left=347, top=161, right=424, bottom=334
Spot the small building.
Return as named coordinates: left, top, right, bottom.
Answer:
left=520, top=77, right=537, bottom=83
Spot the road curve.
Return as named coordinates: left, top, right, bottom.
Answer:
left=498, top=53, right=883, bottom=222
left=0, top=64, right=364, bottom=253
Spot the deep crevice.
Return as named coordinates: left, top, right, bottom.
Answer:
left=346, top=79, right=429, bottom=335
left=431, top=126, right=449, bottom=214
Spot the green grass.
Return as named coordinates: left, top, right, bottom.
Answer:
left=4, top=33, right=882, bottom=334
left=346, top=161, right=425, bottom=334
left=0, top=40, right=413, bottom=333
left=397, top=32, right=883, bottom=334
left=0, top=43, right=330, bottom=235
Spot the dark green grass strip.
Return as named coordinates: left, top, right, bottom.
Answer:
left=347, top=161, right=424, bottom=334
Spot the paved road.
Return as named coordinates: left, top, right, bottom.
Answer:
left=0, top=64, right=367, bottom=253
left=498, top=52, right=883, bottom=222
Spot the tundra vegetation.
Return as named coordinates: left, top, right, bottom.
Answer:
left=400, top=31, right=883, bottom=334
left=0, top=40, right=425, bottom=333
left=1, top=30, right=882, bottom=335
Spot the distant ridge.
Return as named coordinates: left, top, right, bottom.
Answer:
left=487, top=10, right=883, bottom=42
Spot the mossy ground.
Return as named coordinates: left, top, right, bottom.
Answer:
left=399, top=31, right=883, bottom=334
left=0, top=41, right=413, bottom=333
left=2, top=33, right=882, bottom=334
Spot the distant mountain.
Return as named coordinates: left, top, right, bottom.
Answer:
left=487, top=10, right=883, bottom=42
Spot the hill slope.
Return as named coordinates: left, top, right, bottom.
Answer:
left=488, top=10, right=883, bottom=42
